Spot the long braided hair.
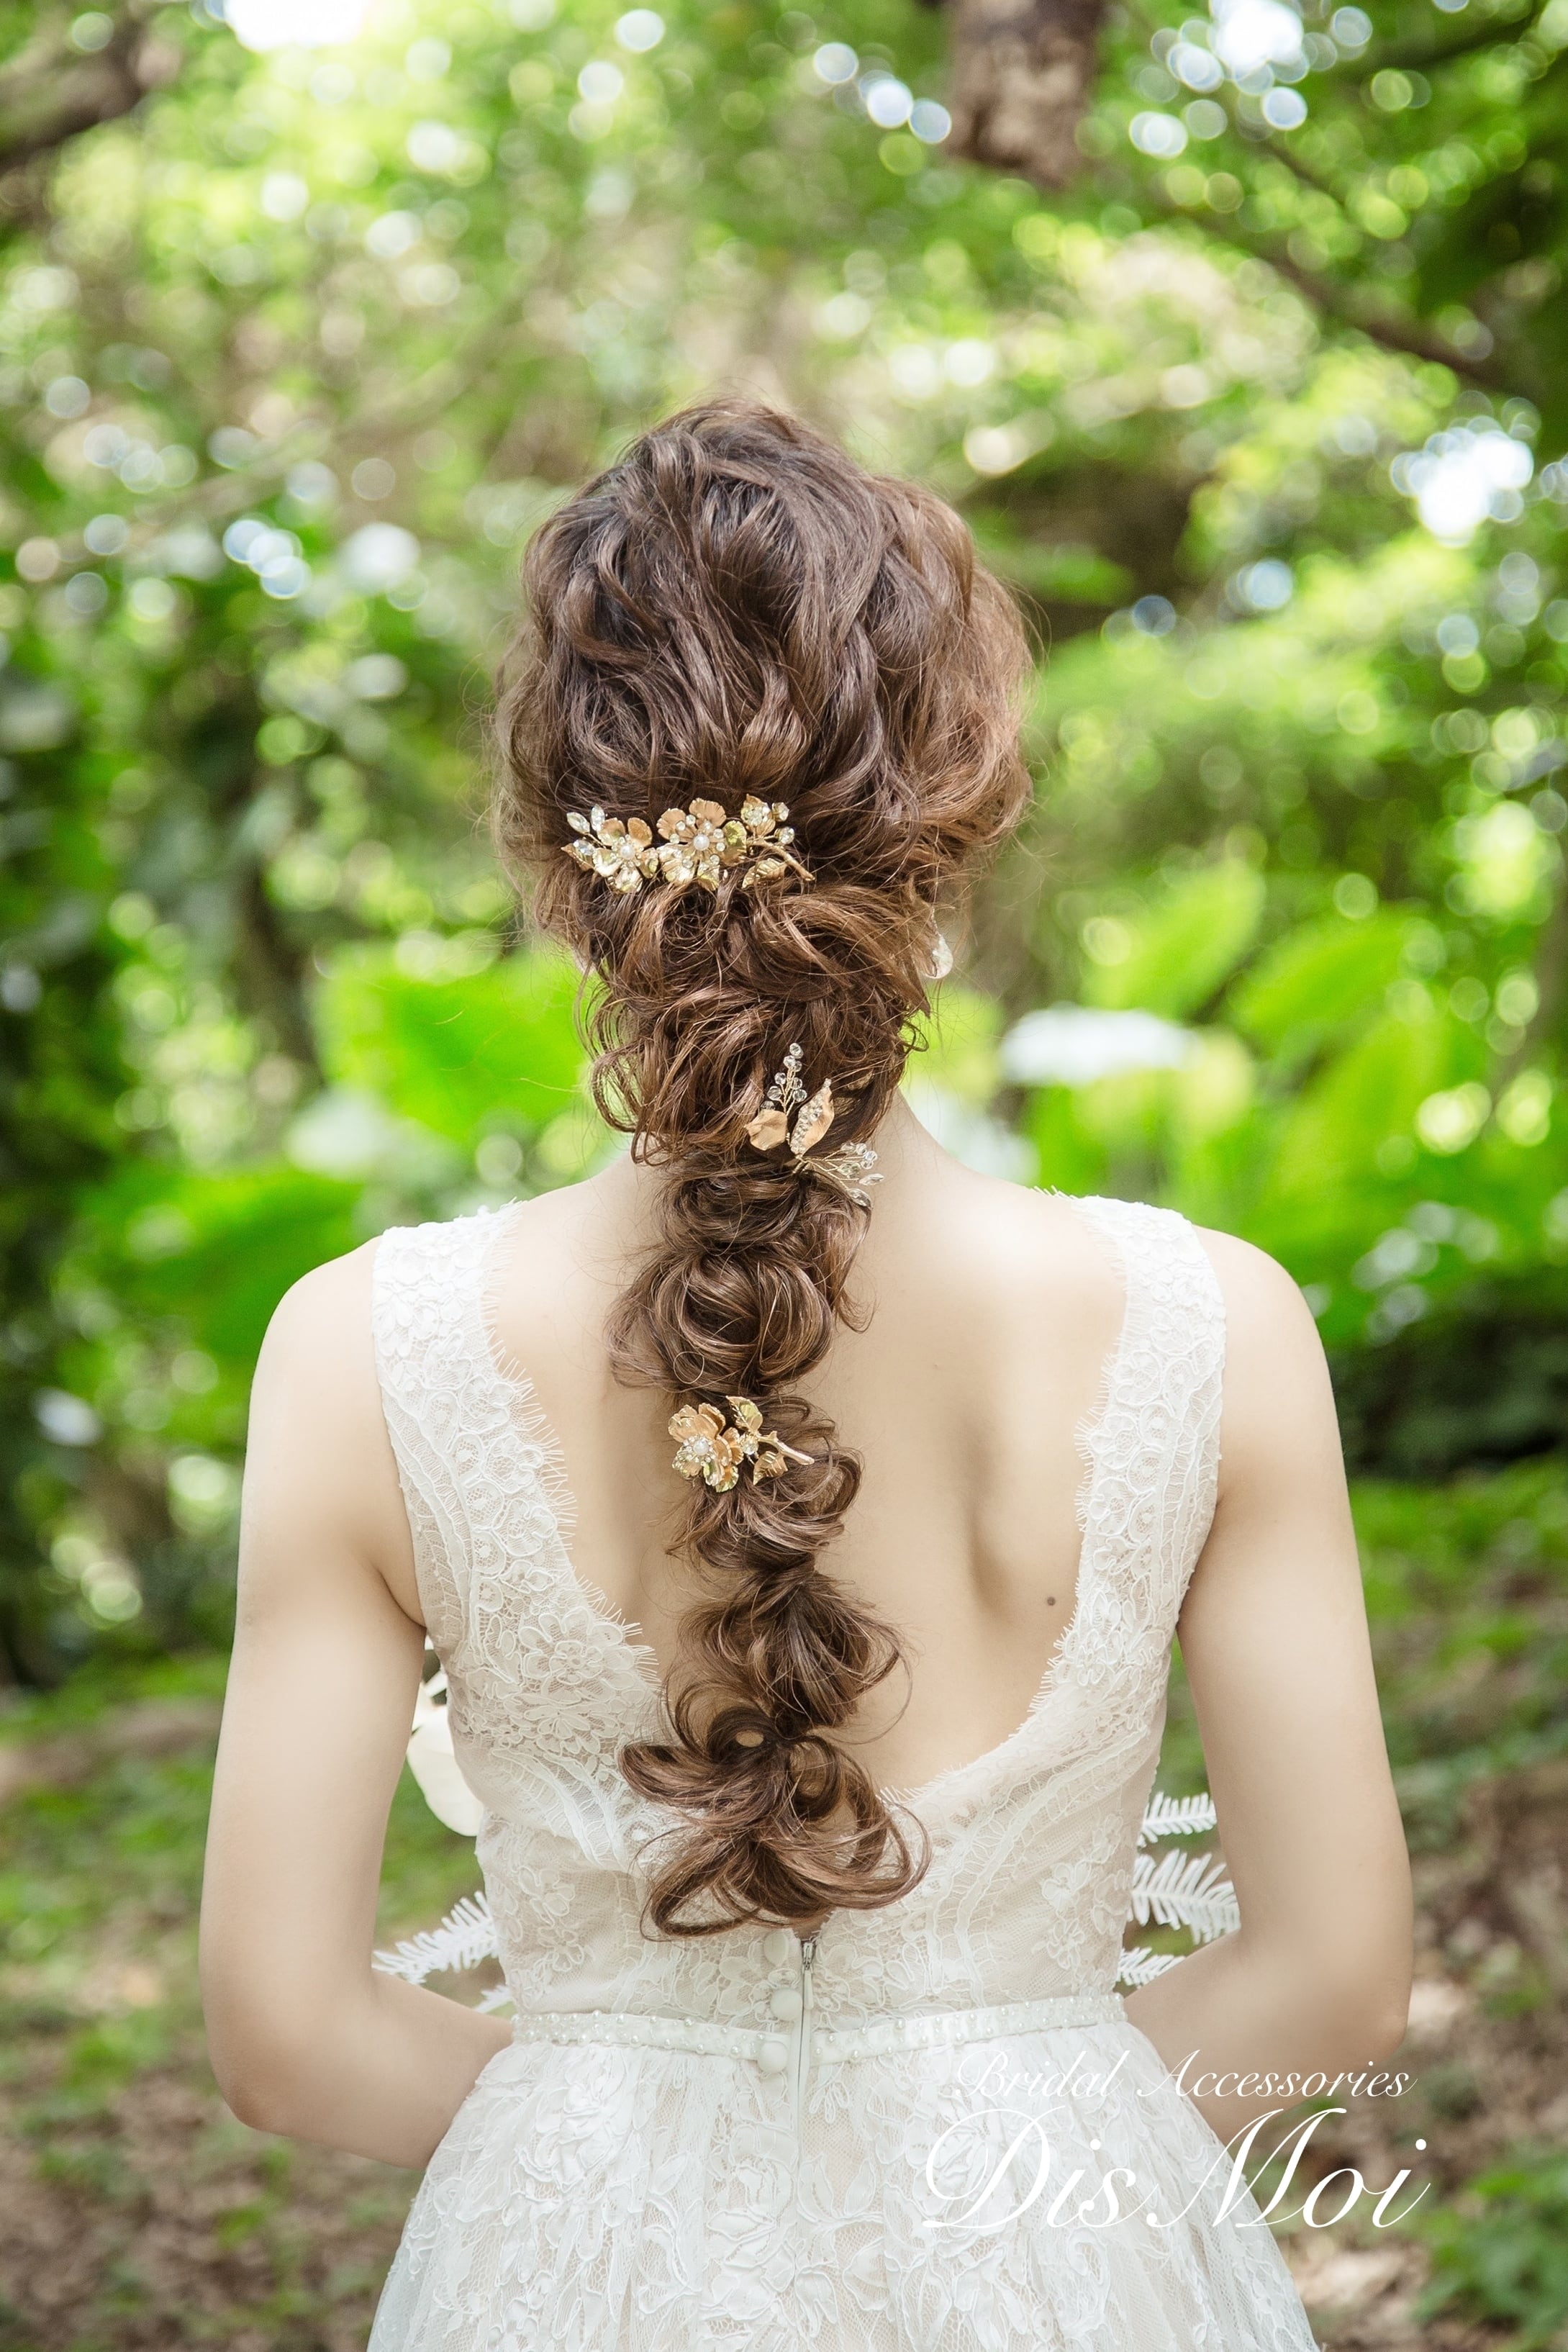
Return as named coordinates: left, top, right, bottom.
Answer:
left=492, top=400, right=1033, bottom=1935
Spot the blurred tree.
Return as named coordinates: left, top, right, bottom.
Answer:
left=0, top=3, right=183, bottom=187
left=941, top=0, right=1109, bottom=188
left=0, top=0, right=1562, bottom=1672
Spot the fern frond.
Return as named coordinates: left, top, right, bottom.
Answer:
left=477, top=1983, right=516, bottom=2014
left=1138, top=1790, right=1218, bottom=1846
left=373, top=1891, right=499, bottom=1986
left=1128, top=1849, right=1239, bottom=1943
left=1115, top=1945, right=1182, bottom=1988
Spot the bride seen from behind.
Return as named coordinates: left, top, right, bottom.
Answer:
left=199, top=399, right=1412, bottom=2349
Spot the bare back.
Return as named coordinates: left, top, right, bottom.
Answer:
left=424, top=1093, right=1125, bottom=1814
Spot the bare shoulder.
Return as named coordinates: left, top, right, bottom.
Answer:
left=1187, top=1223, right=1344, bottom=1493
left=894, top=1172, right=1127, bottom=1393
left=246, top=1234, right=417, bottom=1606
left=1189, top=1224, right=1322, bottom=1352
left=918, top=1170, right=1127, bottom=1323
left=262, top=1234, right=379, bottom=1347
left=484, top=1154, right=666, bottom=1334
left=250, top=1231, right=390, bottom=1469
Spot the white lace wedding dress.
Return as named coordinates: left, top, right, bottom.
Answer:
left=366, top=1193, right=1321, bottom=2350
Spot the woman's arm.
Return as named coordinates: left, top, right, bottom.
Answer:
left=199, top=1242, right=511, bottom=2168
left=1122, top=1231, right=1413, bottom=2143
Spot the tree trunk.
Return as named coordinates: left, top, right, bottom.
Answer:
left=944, top=0, right=1107, bottom=191
left=0, top=7, right=180, bottom=183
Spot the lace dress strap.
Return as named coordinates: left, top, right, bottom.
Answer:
left=1066, top=1195, right=1227, bottom=1666
left=371, top=1211, right=500, bottom=1660
left=371, top=1206, right=659, bottom=1811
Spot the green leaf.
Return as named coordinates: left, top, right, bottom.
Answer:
left=1257, top=1006, right=1459, bottom=1224
left=315, top=945, right=587, bottom=1146
left=71, top=1165, right=363, bottom=1367
left=1417, top=2145, right=1568, bottom=2346
left=1082, top=864, right=1266, bottom=1018
left=1230, top=913, right=1415, bottom=1069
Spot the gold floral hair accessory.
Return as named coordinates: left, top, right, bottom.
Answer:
left=744, top=1042, right=882, bottom=1210
left=563, top=795, right=812, bottom=897
left=668, top=1396, right=812, bottom=1493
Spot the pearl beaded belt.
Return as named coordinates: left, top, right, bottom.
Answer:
left=507, top=1990, right=1126, bottom=2079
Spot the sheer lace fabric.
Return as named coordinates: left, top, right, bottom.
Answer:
left=366, top=1195, right=1320, bottom=2350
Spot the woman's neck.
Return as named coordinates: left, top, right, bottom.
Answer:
left=591, top=1083, right=943, bottom=1242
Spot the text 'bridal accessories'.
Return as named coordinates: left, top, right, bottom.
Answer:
left=744, top=1042, right=882, bottom=1208
left=668, top=1397, right=812, bottom=1493
left=563, top=795, right=813, bottom=897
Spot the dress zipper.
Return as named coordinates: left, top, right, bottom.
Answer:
left=794, top=1934, right=817, bottom=2145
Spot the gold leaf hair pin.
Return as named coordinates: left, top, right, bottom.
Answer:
left=563, top=795, right=813, bottom=897
left=668, top=1397, right=812, bottom=1492
left=744, top=1042, right=882, bottom=1210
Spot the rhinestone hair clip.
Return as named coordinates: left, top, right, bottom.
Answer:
left=563, top=795, right=813, bottom=897
left=668, top=1397, right=812, bottom=1493
left=744, top=1042, right=882, bottom=1210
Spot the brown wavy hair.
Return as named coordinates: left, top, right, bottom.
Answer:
left=492, top=400, right=1033, bottom=1936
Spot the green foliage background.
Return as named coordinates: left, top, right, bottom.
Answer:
left=0, top=0, right=1564, bottom=2328
left=4, top=0, right=1567, bottom=1670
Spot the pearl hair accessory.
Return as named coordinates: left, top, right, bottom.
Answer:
left=744, top=1043, right=882, bottom=1209
left=668, top=1397, right=812, bottom=1492
left=563, top=795, right=812, bottom=896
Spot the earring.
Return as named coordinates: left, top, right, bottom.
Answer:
left=929, top=930, right=953, bottom=982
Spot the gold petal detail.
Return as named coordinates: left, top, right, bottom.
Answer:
left=746, top=1106, right=789, bottom=1152
left=566, top=796, right=811, bottom=895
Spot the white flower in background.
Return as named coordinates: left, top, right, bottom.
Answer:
left=407, top=1667, right=486, bottom=1835
left=905, top=1078, right=1035, bottom=1181
left=999, top=1005, right=1198, bottom=1087
left=285, top=1086, right=462, bottom=1188
left=1394, top=425, right=1535, bottom=546
left=286, top=1086, right=406, bottom=1178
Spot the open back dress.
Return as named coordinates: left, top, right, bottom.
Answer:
left=365, top=1190, right=1320, bottom=2351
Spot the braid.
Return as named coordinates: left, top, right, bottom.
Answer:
left=491, top=399, right=1032, bottom=1935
